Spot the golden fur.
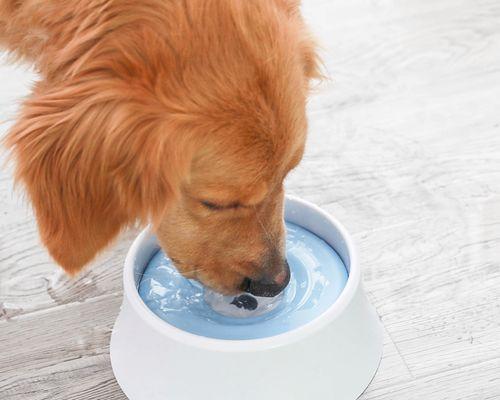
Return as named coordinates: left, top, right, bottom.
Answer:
left=1, top=0, right=319, bottom=294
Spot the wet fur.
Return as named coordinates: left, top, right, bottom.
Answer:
left=1, top=0, right=319, bottom=293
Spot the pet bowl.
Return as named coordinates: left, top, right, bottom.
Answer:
left=110, top=196, right=383, bottom=400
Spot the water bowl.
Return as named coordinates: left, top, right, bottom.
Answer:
left=110, top=196, right=383, bottom=400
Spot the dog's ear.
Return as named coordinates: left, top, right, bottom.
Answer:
left=5, top=78, right=193, bottom=275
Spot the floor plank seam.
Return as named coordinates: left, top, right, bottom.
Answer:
left=0, top=292, right=122, bottom=324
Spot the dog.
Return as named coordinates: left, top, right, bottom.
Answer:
left=0, top=0, right=319, bottom=296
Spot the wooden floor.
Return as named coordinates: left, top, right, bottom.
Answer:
left=1, top=0, right=500, bottom=399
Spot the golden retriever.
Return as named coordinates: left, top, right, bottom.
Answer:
left=0, top=0, right=319, bottom=296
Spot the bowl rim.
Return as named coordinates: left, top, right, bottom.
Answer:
left=122, top=195, right=360, bottom=352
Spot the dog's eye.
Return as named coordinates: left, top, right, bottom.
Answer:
left=201, top=200, right=241, bottom=211
left=201, top=200, right=225, bottom=210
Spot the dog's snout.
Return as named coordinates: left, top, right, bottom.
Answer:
left=244, top=259, right=291, bottom=297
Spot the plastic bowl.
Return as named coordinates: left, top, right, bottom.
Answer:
left=110, top=195, right=383, bottom=400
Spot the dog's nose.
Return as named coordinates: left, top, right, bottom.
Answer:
left=244, top=260, right=291, bottom=297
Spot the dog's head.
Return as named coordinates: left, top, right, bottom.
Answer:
left=5, top=0, right=319, bottom=295
left=156, top=104, right=306, bottom=296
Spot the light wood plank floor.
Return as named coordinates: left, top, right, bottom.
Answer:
left=1, top=0, right=500, bottom=399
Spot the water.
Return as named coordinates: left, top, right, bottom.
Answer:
left=138, top=222, right=348, bottom=340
